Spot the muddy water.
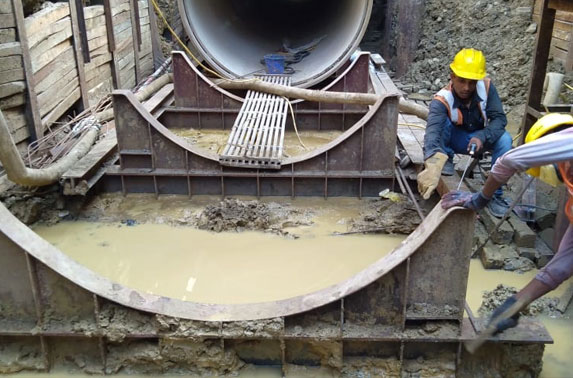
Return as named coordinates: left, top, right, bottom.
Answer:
left=170, top=128, right=343, bottom=158
left=466, top=259, right=573, bottom=378
left=33, top=197, right=404, bottom=304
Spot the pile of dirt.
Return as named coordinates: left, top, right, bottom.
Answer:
left=0, top=186, right=70, bottom=225
left=195, top=198, right=312, bottom=234
left=349, top=195, right=423, bottom=235
left=478, top=284, right=563, bottom=318
left=401, top=0, right=537, bottom=110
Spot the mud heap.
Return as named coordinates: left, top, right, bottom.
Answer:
left=479, top=284, right=564, bottom=317
left=196, top=198, right=312, bottom=234
left=349, top=194, right=423, bottom=235
left=401, top=0, right=537, bottom=109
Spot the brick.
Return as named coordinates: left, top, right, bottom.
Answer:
left=518, top=247, right=537, bottom=262
left=535, top=238, right=554, bottom=268
left=508, top=214, right=536, bottom=248
left=480, top=243, right=518, bottom=269
left=479, top=208, right=514, bottom=245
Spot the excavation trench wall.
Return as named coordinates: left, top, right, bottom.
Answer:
left=0, top=0, right=158, bottom=151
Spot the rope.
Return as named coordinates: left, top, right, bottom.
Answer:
left=282, top=96, right=307, bottom=150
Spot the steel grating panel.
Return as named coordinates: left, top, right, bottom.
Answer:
left=219, top=76, right=292, bottom=170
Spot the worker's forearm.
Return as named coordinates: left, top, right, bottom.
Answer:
left=481, top=175, right=504, bottom=199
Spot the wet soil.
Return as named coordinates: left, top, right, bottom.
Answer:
left=478, top=284, right=563, bottom=318
left=349, top=195, right=423, bottom=235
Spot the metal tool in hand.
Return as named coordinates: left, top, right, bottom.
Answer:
left=457, top=143, right=477, bottom=190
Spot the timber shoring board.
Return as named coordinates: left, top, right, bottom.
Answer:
left=397, top=113, right=425, bottom=165
left=13, top=0, right=42, bottom=141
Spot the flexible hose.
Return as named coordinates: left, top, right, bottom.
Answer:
left=0, top=110, right=99, bottom=187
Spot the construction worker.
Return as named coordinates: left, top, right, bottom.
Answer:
left=441, top=113, right=573, bottom=333
left=418, top=48, right=513, bottom=217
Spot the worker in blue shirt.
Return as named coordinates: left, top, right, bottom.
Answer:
left=417, top=48, right=513, bottom=217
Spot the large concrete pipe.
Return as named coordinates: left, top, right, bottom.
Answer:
left=178, top=0, right=373, bottom=88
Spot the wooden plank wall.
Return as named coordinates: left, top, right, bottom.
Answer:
left=0, top=0, right=156, bottom=150
left=0, top=0, right=28, bottom=145
left=534, top=0, right=573, bottom=70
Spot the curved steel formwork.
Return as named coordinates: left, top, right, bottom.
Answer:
left=0, top=52, right=551, bottom=376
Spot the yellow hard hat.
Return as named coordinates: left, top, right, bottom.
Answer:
left=450, top=48, right=487, bottom=80
left=525, top=113, right=573, bottom=183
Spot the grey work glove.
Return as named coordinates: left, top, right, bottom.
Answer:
left=487, top=295, right=521, bottom=334
left=441, top=190, right=490, bottom=211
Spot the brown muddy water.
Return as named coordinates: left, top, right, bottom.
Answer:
left=17, top=195, right=573, bottom=377
left=32, top=196, right=404, bottom=304
left=466, top=259, right=573, bottom=378
left=170, top=128, right=343, bottom=158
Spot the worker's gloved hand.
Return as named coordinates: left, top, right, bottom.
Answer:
left=417, top=152, right=449, bottom=200
left=487, top=295, right=521, bottom=334
left=441, top=190, right=491, bottom=211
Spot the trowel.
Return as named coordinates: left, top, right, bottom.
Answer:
left=456, top=143, right=477, bottom=190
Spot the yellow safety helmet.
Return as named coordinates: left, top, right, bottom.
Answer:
left=525, top=113, right=573, bottom=186
left=450, top=48, right=487, bottom=80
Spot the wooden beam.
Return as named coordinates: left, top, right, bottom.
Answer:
left=68, top=0, right=89, bottom=110
left=520, top=0, right=556, bottom=145
left=103, top=0, right=120, bottom=89
left=12, top=0, right=42, bottom=141
left=128, top=0, right=140, bottom=84
left=549, top=0, right=573, bottom=12
left=566, top=29, right=573, bottom=72
left=146, top=0, right=163, bottom=70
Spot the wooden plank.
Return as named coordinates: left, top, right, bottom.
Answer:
left=103, top=0, right=119, bottom=89
left=90, top=43, right=110, bottom=57
left=84, top=5, right=104, bottom=19
left=111, top=3, right=130, bottom=17
left=11, top=123, right=29, bottom=143
left=86, top=66, right=112, bottom=89
left=87, top=24, right=107, bottom=40
left=84, top=52, right=112, bottom=71
left=0, top=28, right=16, bottom=43
left=38, top=70, right=78, bottom=113
left=0, top=81, right=25, bottom=98
left=0, top=12, right=15, bottom=27
left=29, top=21, right=73, bottom=61
left=113, top=18, right=132, bottom=35
left=31, top=39, right=72, bottom=73
left=521, top=0, right=556, bottom=144
left=0, top=93, right=25, bottom=109
left=87, top=34, right=109, bottom=52
left=85, top=63, right=112, bottom=84
left=0, top=68, right=23, bottom=85
left=34, top=46, right=74, bottom=84
left=69, top=0, right=90, bottom=109
left=41, top=87, right=81, bottom=127
left=128, top=0, right=140, bottom=82
left=0, top=41, right=21, bottom=57
left=39, top=74, right=79, bottom=118
left=38, top=73, right=79, bottom=116
left=26, top=14, right=70, bottom=48
left=24, top=2, right=69, bottom=36
left=35, top=61, right=76, bottom=94
left=551, top=0, right=573, bottom=13
left=0, top=0, right=13, bottom=13
left=85, top=14, right=106, bottom=29
left=3, top=106, right=27, bottom=130
left=146, top=0, right=161, bottom=70
left=0, top=55, right=22, bottom=71
left=550, top=44, right=568, bottom=62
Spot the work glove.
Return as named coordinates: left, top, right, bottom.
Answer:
left=417, top=152, right=448, bottom=200
left=487, top=295, right=521, bottom=334
left=441, top=190, right=491, bottom=211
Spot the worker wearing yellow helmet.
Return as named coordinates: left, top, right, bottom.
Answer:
left=418, top=48, right=513, bottom=218
left=441, top=113, right=573, bottom=334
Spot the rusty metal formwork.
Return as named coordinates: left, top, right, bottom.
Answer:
left=102, top=52, right=399, bottom=198
left=0, top=201, right=551, bottom=375
left=0, top=51, right=552, bottom=375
